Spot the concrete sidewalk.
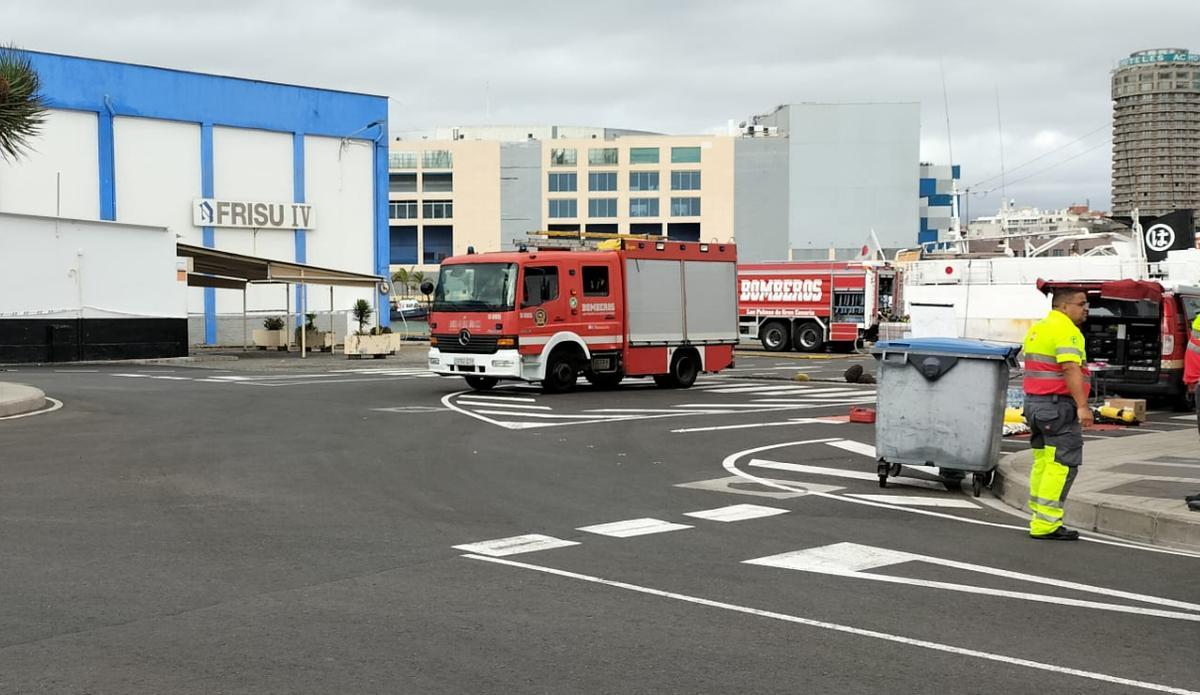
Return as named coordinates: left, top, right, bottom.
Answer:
left=0, top=382, right=47, bottom=418
left=995, top=426, right=1200, bottom=551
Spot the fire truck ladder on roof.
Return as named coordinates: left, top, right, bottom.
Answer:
left=521, top=230, right=658, bottom=251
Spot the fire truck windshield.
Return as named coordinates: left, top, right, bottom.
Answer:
left=431, top=262, right=518, bottom=312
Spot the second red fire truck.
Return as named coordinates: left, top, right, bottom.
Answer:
left=737, top=260, right=901, bottom=352
left=422, top=239, right=739, bottom=392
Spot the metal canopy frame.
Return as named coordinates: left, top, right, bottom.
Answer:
left=177, top=243, right=385, bottom=355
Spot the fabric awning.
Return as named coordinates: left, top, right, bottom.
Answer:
left=178, top=243, right=384, bottom=288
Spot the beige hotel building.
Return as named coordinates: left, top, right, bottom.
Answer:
left=388, top=104, right=922, bottom=272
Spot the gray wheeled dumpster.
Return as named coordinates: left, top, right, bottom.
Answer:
left=871, top=337, right=1021, bottom=497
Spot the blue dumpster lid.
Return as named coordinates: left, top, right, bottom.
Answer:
left=872, top=337, right=1020, bottom=358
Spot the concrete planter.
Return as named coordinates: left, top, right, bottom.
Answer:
left=344, top=333, right=400, bottom=358
left=296, top=330, right=335, bottom=352
left=252, top=329, right=288, bottom=350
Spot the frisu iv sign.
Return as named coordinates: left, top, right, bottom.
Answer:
left=193, top=199, right=316, bottom=230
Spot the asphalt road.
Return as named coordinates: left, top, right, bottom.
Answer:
left=1, top=355, right=1196, bottom=694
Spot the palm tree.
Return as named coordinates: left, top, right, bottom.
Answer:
left=351, top=299, right=373, bottom=335
left=391, top=268, right=410, bottom=297
left=0, top=47, right=48, bottom=161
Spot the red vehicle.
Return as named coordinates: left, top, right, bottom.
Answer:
left=737, top=261, right=901, bottom=352
left=423, top=239, right=739, bottom=392
left=1037, top=279, right=1200, bottom=405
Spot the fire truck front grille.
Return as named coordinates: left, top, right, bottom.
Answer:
left=434, top=334, right=499, bottom=354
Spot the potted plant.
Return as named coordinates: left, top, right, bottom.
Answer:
left=344, top=300, right=395, bottom=358
left=253, top=316, right=287, bottom=350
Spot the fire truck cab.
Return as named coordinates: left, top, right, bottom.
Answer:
left=424, top=238, right=739, bottom=393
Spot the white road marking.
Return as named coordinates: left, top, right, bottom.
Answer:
left=464, top=553, right=1200, bottom=695
left=473, top=410, right=630, bottom=420
left=1171, top=414, right=1197, bottom=421
left=112, top=373, right=151, bottom=378
left=708, top=384, right=834, bottom=394
left=845, top=494, right=980, bottom=508
left=454, top=394, right=538, bottom=403
left=683, top=504, right=789, bottom=522
left=585, top=408, right=691, bottom=413
left=744, top=542, right=1200, bottom=620
left=827, top=440, right=877, bottom=458
left=748, top=458, right=945, bottom=490
left=150, top=375, right=191, bottom=381
left=675, top=476, right=843, bottom=498
left=752, top=397, right=877, bottom=404
left=577, top=518, right=693, bottom=538
left=452, top=534, right=578, bottom=557
left=722, top=440, right=1200, bottom=559
left=0, top=397, right=64, bottom=420
left=671, top=419, right=846, bottom=433
left=456, top=400, right=551, bottom=410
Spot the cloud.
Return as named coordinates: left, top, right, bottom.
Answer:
left=7, top=0, right=1199, bottom=212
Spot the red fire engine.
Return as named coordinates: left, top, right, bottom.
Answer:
left=737, top=261, right=901, bottom=352
left=422, top=238, right=739, bottom=392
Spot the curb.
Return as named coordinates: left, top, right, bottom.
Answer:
left=0, top=383, right=48, bottom=418
left=994, top=449, right=1200, bottom=551
left=0, top=355, right=239, bottom=369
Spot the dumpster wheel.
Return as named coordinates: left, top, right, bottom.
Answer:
left=971, top=473, right=983, bottom=498
left=876, top=461, right=889, bottom=488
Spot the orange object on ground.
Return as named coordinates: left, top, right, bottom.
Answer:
left=849, top=407, right=876, bottom=423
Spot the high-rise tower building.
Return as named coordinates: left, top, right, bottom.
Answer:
left=1111, top=48, right=1200, bottom=217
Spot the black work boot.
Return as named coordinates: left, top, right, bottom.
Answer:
left=1031, top=527, right=1080, bottom=541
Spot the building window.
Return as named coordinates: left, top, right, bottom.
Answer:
left=667, top=222, right=700, bottom=241
left=582, top=266, right=610, bottom=296
left=588, top=198, right=617, bottom=217
left=588, top=147, right=618, bottom=166
left=423, top=226, right=453, bottom=264
left=389, top=173, right=417, bottom=193
left=630, top=222, right=662, bottom=236
left=422, top=172, right=453, bottom=193
left=389, top=151, right=417, bottom=169
left=523, top=266, right=559, bottom=305
left=589, top=172, right=617, bottom=191
left=549, top=172, right=578, bottom=192
left=671, top=146, right=701, bottom=164
left=630, top=198, right=659, bottom=217
left=549, top=199, right=578, bottom=218
left=629, top=147, right=659, bottom=164
left=629, top=171, right=659, bottom=192
left=550, top=148, right=577, bottom=166
left=670, top=197, right=701, bottom=217
left=389, top=226, right=418, bottom=264
left=586, top=223, right=618, bottom=234
left=671, top=170, right=701, bottom=190
left=423, top=200, right=453, bottom=219
left=389, top=201, right=417, bottom=219
left=422, top=150, right=453, bottom=169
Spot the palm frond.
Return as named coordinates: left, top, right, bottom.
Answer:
left=0, top=47, right=49, bottom=161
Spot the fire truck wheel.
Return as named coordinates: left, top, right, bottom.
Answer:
left=793, top=323, right=825, bottom=353
left=760, top=321, right=791, bottom=352
left=542, top=351, right=579, bottom=393
left=656, top=350, right=699, bottom=389
left=464, top=376, right=498, bottom=391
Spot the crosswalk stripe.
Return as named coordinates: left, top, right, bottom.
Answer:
left=456, top=394, right=538, bottom=402
left=452, top=534, right=579, bottom=557
left=683, top=504, right=789, bottom=522
left=577, top=518, right=693, bottom=538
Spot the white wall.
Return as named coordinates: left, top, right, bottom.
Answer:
left=0, top=109, right=100, bottom=220
left=114, top=117, right=202, bottom=239
left=212, top=126, right=295, bottom=314
left=304, top=135, right=376, bottom=317
left=0, top=212, right=185, bottom=319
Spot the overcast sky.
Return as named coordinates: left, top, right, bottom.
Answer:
left=8, top=0, right=1199, bottom=216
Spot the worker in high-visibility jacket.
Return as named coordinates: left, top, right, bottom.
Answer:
left=1022, top=288, right=1094, bottom=540
left=1185, top=315, right=1200, bottom=511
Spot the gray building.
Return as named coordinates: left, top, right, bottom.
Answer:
left=739, top=103, right=921, bottom=260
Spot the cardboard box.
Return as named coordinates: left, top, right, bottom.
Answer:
left=1104, top=398, right=1146, bottom=422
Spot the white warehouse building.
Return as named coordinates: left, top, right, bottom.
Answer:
left=0, top=50, right=390, bottom=362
